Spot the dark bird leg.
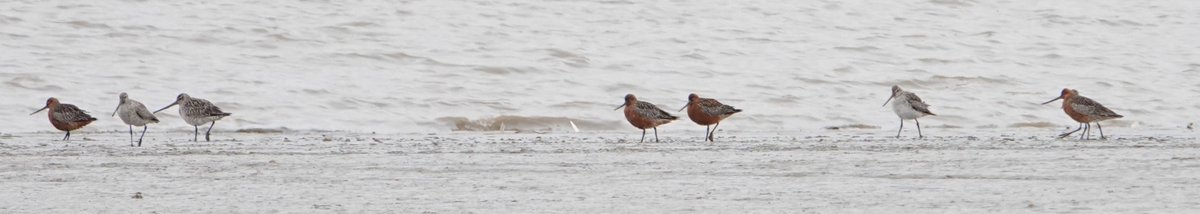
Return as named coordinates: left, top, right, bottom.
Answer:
left=709, top=122, right=721, bottom=142
left=1096, top=122, right=1106, bottom=139
left=1080, top=123, right=1090, bottom=140
left=1086, top=123, right=1092, bottom=140
left=205, top=121, right=216, bottom=142
left=653, top=127, right=660, bottom=143
left=705, top=125, right=710, bottom=142
left=915, top=119, right=923, bottom=138
left=640, top=129, right=646, bottom=143
left=138, top=126, right=148, bottom=147
left=1059, top=123, right=1083, bottom=138
left=193, top=126, right=199, bottom=142
left=63, top=131, right=70, bottom=141
left=129, top=125, right=135, bottom=147
left=896, top=119, right=904, bottom=138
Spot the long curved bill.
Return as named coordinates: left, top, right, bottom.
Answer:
left=111, top=103, right=121, bottom=117
left=677, top=101, right=692, bottom=112
left=881, top=96, right=894, bottom=107
left=613, top=103, right=626, bottom=111
left=29, top=106, right=48, bottom=115
left=1041, top=97, right=1062, bottom=105
left=153, top=103, right=177, bottom=114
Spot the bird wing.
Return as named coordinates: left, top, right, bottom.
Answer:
left=1071, top=96, right=1122, bottom=118
left=907, top=93, right=936, bottom=115
left=636, top=101, right=678, bottom=120
left=131, top=101, right=159, bottom=122
left=185, top=98, right=229, bottom=117
left=698, top=98, right=741, bottom=116
left=54, top=104, right=97, bottom=122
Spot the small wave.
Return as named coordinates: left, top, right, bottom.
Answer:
left=549, top=101, right=609, bottom=109
left=328, top=52, right=460, bottom=67
left=474, top=66, right=540, bottom=75
left=235, top=127, right=290, bottom=133
left=929, top=75, right=1013, bottom=84
left=832, top=46, right=880, bottom=52
left=435, top=116, right=622, bottom=132
left=928, top=0, right=974, bottom=7
left=64, top=20, right=111, bottom=29
left=542, top=49, right=590, bottom=66
left=824, top=124, right=880, bottom=130
left=1008, top=122, right=1057, bottom=128
left=5, top=76, right=65, bottom=91
left=0, top=15, right=22, bottom=24
left=119, top=25, right=158, bottom=30
left=339, top=21, right=380, bottom=27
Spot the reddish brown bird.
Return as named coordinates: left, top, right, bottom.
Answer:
left=1042, top=88, right=1123, bottom=140
left=615, top=94, right=678, bottom=143
left=30, top=97, right=98, bottom=141
left=679, top=93, right=742, bottom=142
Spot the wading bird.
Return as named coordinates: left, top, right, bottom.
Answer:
left=154, top=93, right=231, bottom=142
left=113, top=92, right=159, bottom=146
left=883, top=85, right=936, bottom=138
left=616, top=94, right=677, bottom=143
left=679, top=93, right=741, bottom=142
left=1042, top=88, right=1123, bottom=140
left=31, top=97, right=97, bottom=141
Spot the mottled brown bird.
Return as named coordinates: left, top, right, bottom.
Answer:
left=1042, top=88, right=1123, bottom=139
left=31, top=97, right=97, bottom=141
left=615, top=94, right=677, bottom=143
left=679, top=93, right=741, bottom=142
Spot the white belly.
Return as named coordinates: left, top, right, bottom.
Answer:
left=892, top=100, right=927, bottom=120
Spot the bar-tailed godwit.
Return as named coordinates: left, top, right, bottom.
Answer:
left=615, top=94, right=677, bottom=143
left=882, top=85, right=936, bottom=138
left=112, top=92, right=159, bottom=146
left=153, top=93, right=232, bottom=142
left=30, top=97, right=97, bottom=141
left=678, top=93, right=742, bottom=142
left=1042, top=88, right=1123, bottom=139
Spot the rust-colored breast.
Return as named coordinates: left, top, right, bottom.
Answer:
left=48, top=111, right=93, bottom=131
left=686, top=104, right=723, bottom=125
left=624, top=103, right=666, bottom=129
left=1061, top=98, right=1091, bottom=123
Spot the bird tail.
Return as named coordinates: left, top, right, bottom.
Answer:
left=213, top=113, right=232, bottom=117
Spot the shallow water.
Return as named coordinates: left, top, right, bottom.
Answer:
left=1, top=0, right=1198, bottom=133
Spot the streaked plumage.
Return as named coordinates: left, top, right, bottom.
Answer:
left=680, top=93, right=742, bottom=142
left=1068, top=96, right=1122, bottom=121
left=615, top=94, right=677, bottom=143
left=1042, top=88, right=1123, bottom=140
left=113, top=92, right=159, bottom=146
left=30, top=97, right=97, bottom=141
left=154, top=93, right=231, bottom=142
left=883, top=85, right=935, bottom=138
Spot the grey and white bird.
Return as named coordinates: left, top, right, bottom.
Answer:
left=882, top=85, right=936, bottom=138
left=153, top=93, right=231, bottom=142
left=112, top=92, right=159, bottom=147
